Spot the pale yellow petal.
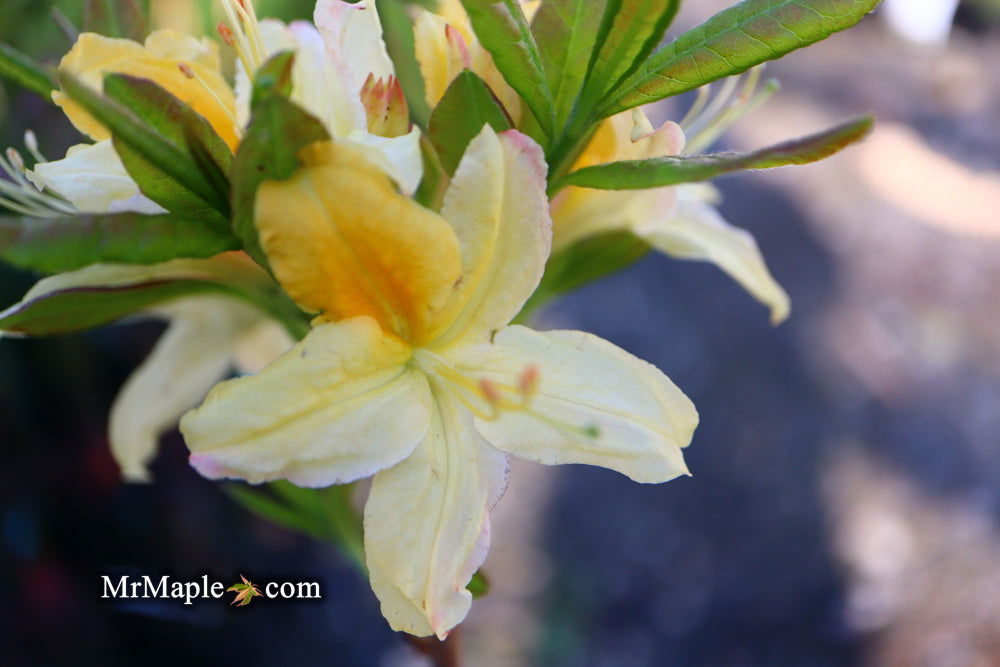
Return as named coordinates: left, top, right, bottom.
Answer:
left=430, top=128, right=551, bottom=346
left=110, top=297, right=262, bottom=482
left=28, top=140, right=161, bottom=213
left=447, top=325, right=697, bottom=483
left=413, top=11, right=469, bottom=108
left=53, top=32, right=238, bottom=149
left=314, top=0, right=394, bottom=92
left=346, top=126, right=424, bottom=196
left=181, top=317, right=431, bottom=487
left=255, top=140, right=461, bottom=343
left=365, top=384, right=509, bottom=638
left=642, top=185, right=791, bottom=324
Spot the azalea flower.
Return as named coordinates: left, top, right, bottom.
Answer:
left=32, top=0, right=422, bottom=210
left=179, top=127, right=698, bottom=638
left=551, top=75, right=792, bottom=325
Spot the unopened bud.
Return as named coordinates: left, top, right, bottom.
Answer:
left=361, top=74, right=410, bottom=138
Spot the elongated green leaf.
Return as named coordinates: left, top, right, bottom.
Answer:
left=580, top=0, right=680, bottom=108
left=518, top=230, right=650, bottom=319
left=232, top=55, right=329, bottom=268
left=225, top=484, right=329, bottom=541
left=377, top=0, right=431, bottom=126
left=0, top=212, right=241, bottom=274
left=103, top=74, right=234, bottom=225
left=557, top=115, right=874, bottom=191
left=57, top=72, right=231, bottom=218
left=429, top=71, right=513, bottom=176
left=532, top=0, right=608, bottom=126
left=0, top=279, right=242, bottom=336
left=0, top=42, right=56, bottom=100
left=460, top=0, right=555, bottom=137
left=85, top=0, right=146, bottom=40
left=603, top=0, right=881, bottom=116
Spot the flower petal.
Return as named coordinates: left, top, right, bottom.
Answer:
left=54, top=31, right=238, bottom=149
left=109, top=297, right=263, bottom=482
left=29, top=140, right=164, bottom=214
left=255, top=140, right=461, bottom=343
left=181, top=317, right=431, bottom=487
left=364, top=385, right=509, bottom=638
left=447, top=325, right=697, bottom=483
left=236, top=19, right=367, bottom=137
left=346, top=126, right=423, bottom=196
left=430, top=128, right=551, bottom=346
left=641, top=185, right=791, bottom=324
left=314, top=0, right=394, bottom=93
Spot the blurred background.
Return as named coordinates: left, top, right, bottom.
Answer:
left=1, top=1, right=999, bottom=665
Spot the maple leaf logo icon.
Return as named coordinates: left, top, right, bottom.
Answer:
left=227, top=575, right=262, bottom=607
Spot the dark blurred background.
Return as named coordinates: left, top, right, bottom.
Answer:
left=2, top=1, right=999, bottom=665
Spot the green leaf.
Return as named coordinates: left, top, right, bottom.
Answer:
left=556, top=115, right=874, bottom=191
left=532, top=0, right=608, bottom=126
left=250, top=50, right=295, bottom=107
left=603, top=0, right=881, bottom=116
left=103, top=74, right=234, bottom=225
left=231, top=63, right=330, bottom=268
left=579, top=0, right=680, bottom=109
left=377, top=0, right=431, bottom=126
left=459, top=0, right=555, bottom=137
left=428, top=70, right=513, bottom=176
left=518, top=230, right=650, bottom=320
left=57, top=72, right=232, bottom=219
left=84, top=0, right=146, bottom=40
left=0, top=279, right=243, bottom=336
left=468, top=571, right=490, bottom=598
left=0, top=42, right=56, bottom=100
left=0, top=212, right=241, bottom=274
left=225, top=484, right=329, bottom=541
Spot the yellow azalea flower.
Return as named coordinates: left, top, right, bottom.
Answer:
left=0, top=255, right=292, bottom=482
left=179, top=127, right=698, bottom=638
left=552, top=107, right=791, bottom=324
left=37, top=0, right=423, bottom=214
left=413, top=0, right=533, bottom=119
left=54, top=29, right=240, bottom=150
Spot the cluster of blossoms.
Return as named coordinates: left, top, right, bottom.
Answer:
left=0, top=0, right=876, bottom=639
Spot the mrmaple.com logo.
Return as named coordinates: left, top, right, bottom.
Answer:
left=101, top=573, right=322, bottom=606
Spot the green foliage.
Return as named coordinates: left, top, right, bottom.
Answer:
left=578, top=0, right=680, bottom=110
left=0, top=279, right=244, bottom=336
left=103, top=73, right=234, bottom=226
left=519, top=230, right=651, bottom=319
left=226, top=482, right=366, bottom=569
left=0, top=41, right=56, bottom=100
left=556, top=115, right=874, bottom=191
left=377, top=0, right=431, bottom=126
left=459, top=0, right=555, bottom=138
left=602, top=0, right=882, bottom=117
left=84, top=0, right=146, bottom=40
left=532, top=0, right=608, bottom=127
left=231, top=53, right=330, bottom=269
left=57, top=72, right=233, bottom=220
left=0, top=212, right=240, bottom=274
left=428, top=70, right=513, bottom=176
